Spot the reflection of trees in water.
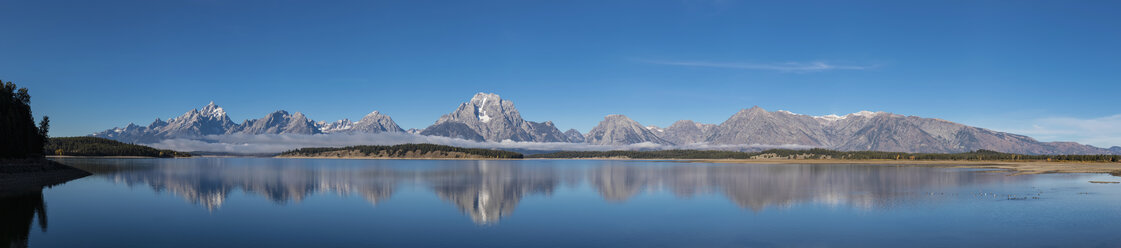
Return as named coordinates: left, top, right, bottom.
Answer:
left=67, top=159, right=1027, bottom=224
left=0, top=190, right=46, bottom=248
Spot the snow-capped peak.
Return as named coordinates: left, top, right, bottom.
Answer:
left=645, top=125, right=664, bottom=132
left=816, top=114, right=846, bottom=122
left=813, top=110, right=884, bottom=122
left=200, top=101, right=226, bottom=118
left=317, top=118, right=355, bottom=133
left=850, top=110, right=881, bottom=118
left=477, top=94, right=492, bottom=123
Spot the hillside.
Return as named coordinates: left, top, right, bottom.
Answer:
left=278, top=143, right=524, bottom=159
left=46, top=137, right=190, bottom=158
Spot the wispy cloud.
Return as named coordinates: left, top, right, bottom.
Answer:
left=1011, top=114, right=1121, bottom=148
left=639, top=60, right=876, bottom=72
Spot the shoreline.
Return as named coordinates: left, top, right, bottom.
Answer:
left=47, top=155, right=165, bottom=159
left=0, top=158, right=92, bottom=197
left=275, top=155, right=522, bottom=160
left=38, top=155, right=1121, bottom=177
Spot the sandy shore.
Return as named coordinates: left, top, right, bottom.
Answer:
left=676, top=159, right=1121, bottom=176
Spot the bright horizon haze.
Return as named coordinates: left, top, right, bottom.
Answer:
left=2, top=1, right=1119, bottom=147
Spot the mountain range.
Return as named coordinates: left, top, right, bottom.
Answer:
left=92, top=93, right=1120, bottom=155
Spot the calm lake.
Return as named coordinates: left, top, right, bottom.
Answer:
left=6, top=158, right=1121, bottom=247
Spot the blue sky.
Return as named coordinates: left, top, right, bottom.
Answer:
left=2, top=0, right=1120, bottom=147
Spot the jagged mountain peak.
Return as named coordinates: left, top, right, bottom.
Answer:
left=727, top=106, right=770, bottom=119
left=563, top=129, right=586, bottom=143
left=357, top=111, right=393, bottom=123
left=811, top=110, right=888, bottom=122
left=471, top=92, right=502, bottom=102
left=240, top=110, right=320, bottom=135
left=350, top=110, right=405, bottom=133
left=423, top=92, right=568, bottom=142
left=658, top=120, right=717, bottom=145
left=604, top=114, right=632, bottom=121
left=314, top=109, right=404, bottom=134
left=586, top=114, right=672, bottom=145
left=291, top=112, right=308, bottom=119
left=148, top=118, right=168, bottom=129
left=200, top=101, right=226, bottom=118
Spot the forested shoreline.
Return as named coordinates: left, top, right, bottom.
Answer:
left=2, top=80, right=91, bottom=196
left=279, top=144, right=524, bottom=159
left=45, top=137, right=190, bottom=158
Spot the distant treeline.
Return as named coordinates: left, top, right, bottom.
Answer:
left=529, top=148, right=1121, bottom=162
left=529, top=149, right=759, bottom=159
left=45, top=137, right=190, bottom=158
left=1, top=80, right=50, bottom=158
left=280, top=143, right=524, bottom=159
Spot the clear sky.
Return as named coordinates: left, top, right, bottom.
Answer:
left=2, top=0, right=1119, bottom=147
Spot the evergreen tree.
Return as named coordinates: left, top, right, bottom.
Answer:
left=1, top=80, right=47, bottom=158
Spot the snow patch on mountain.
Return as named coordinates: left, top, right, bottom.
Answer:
left=812, top=110, right=883, bottom=122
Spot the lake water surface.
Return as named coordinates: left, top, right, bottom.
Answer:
left=7, top=158, right=1121, bottom=247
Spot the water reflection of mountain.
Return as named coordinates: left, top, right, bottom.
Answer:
left=588, top=164, right=1024, bottom=211
left=63, top=159, right=1026, bottom=224
left=72, top=159, right=398, bottom=210
left=426, top=161, right=568, bottom=224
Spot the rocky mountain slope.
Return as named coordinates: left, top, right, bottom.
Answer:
left=585, top=115, right=672, bottom=145
left=90, top=96, right=1118, bottom=155
left=599, top=107, right=1117, bottom=154
left=420, top=93, right=572, bottom=143
left=316, top=111, right=404, bottom=134
left=659, top=120, right=717, bottom=145
left=564, top=129, right=586, bottom=143
left=93, top=102, right=403, bottom=143
left=238, top=111, right=320, bottom=135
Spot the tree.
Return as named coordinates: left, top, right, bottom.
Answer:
left=39, top=116, right=50, bottom=139
left=1, top=80, right=48, bottom=158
